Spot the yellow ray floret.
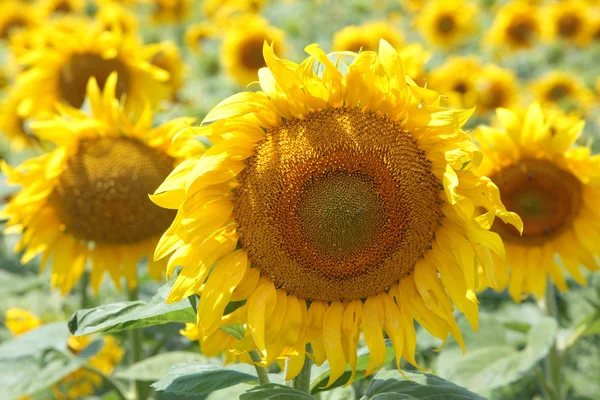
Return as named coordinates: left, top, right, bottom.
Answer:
left=476, top=103, right=600, bottom=301
left=153, top=40, right=521, bottom=384
left=1, top=73, right=205, bottom=295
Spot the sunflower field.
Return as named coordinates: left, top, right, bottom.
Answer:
left=0, top=0, right=599, bottom=399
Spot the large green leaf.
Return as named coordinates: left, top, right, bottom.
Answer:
left=68, top=284, right=195, bottom=335
left=240, top=384, right=314, bottom=400
left=362, top=370, right=485, bottom=400
left=436, top=314, right=558, bottom=394
left=0, top=322, right=70, bottom=360
left=311, top=339, right=395, bottom=393
left=151, top=362, right=257, bottom=398
left=115, top=351, right=211, bottom=381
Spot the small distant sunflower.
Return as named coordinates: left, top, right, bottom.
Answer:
left=148, top=41, right=185, bottom=101
left=5, top=308, right=124, bottom=400
left=487, top=0, right=542, bottom=51
left=221, top=16, right=285, bottom=87
left=332, top=21, right=404, bottom=52
left=542, top=0, right=591, bottom=46
left=529, top=72, right=594, bottom=112
left=150, top=0, right=193, bottom=24
left=1, top=74, right=205, bottom=294
left=398, top=44, right=431, bottom=87
left=153, top=41, right=520, bottom=383
left=13, top=17, right=172, bottom=118
left=429, top=56, right=482, bottom=109
left=203, top=0, right=266, bottom=24
left=181, top=323, right=254, bottom=364
left=476, top=104, right=600, bottom=301
left=474, top=64, right=520, bottom=115
left=0, top=90, right=39, bottom=150
left=96, top=3, right=139, bottom=36
left=184, top=22, right=218, bottom=54
left=416, top=0, right=478, bottom=49
left=0, top=1, right=39, bottom=41
left=37, top=0, right=86, bottom=18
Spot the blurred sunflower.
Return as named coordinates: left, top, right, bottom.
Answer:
left=148, top=41, right=185, bottom=101
left=332, top=21, right=404, bottom=52
left=38, top=0, right=86, bottom=17
left=153, top=41, right=520, bottom=383
left=185, top=22, right=218, bottom=54
left=221, top=15, right=285, bottom=86
left=181, top=323, right=253, bottom=364
left=529, top=72, right=594, bottom=112
left=203, top=0, right=266, bottom=24
left=0, top=90, right=39, bottom=151
left=487, top=0, right=542, bottom=51
left=474, top=64, right=520, bottom=115
left=0, top=1, right=39, bottom=40
left=542, top=0, right=591, bottom=46
left=150, top=0, right=193, bottom=24
left=476, top=104, right=600, bottom=301
left=5, top=308, right=124, bottom=400
left=13, top=17, right=173, bottom=118
left=429, top=56, right=482, bottom=109
left=96, top=2, right=139, bottom=36
left=416, top=0, right=478, bottom=49
left=397, top=43, right=431, bottom=87
left=0, top=67, right=10, bottom=90
left=1, top=74, right=205, bottom=294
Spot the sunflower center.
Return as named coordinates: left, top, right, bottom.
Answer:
left=507, top=20, right=535, bottom=45
left=59, top=53, right=130, bottom=109
left=548, top=83, right=570, bottom=101
left=490, top=159, right=581, bottom=244
left=437, top=15, right=456, bottom=34
left=557, top=14, right=581, bottom=38
left=453, top=82, right=468, bottom=94
left=234, top=107, right=443, bottom=302
left=479, top=82, right=507, bottom=110
left=239, top=37, right=267, bottom=70
left=0, top=18, right=27, bottom=39
left=49, top=137, right=176, bottom=244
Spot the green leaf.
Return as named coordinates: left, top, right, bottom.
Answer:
left=436, top=314, right=558, bottom=394
left=151, top=363, right=257, bottom=398
left=362, top=370, right=485, bottom=400
left=115, top=351, right=211, bottom=381
left=219, top=324, right=245, bottom=340
left=319, top=385, right=355, bottom=400
left=68, top=284, right=195, bottom=335
left=240, top=384, right=314, bottom=399
left=311, top=339, right=395, bottom=393
left=0, top=322, right=70, bottom=360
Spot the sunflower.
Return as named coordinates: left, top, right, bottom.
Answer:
left=221, top=15, right=286, bottom=87
left=0, top=89, right=39, bottom=151
left=13, top=16, right=172, bottom=119
left=152, top=41, right=521, bottom=383
left=96, top=2, right=139, bottom=36
left=184, top=22, right=218, bottom=54
left=37, top=0, right=86, bottom=18
left=542, top=0, right=591, bottom=46
left=398, top=44, right=431, bottom=88
left=529, top=72, right=594, bottom=112
left=475, top=103, right=600, bottom=301
left=474, top=64, right=520, bottom=115
left=332, top=21, right=404, bottom=52
left=428, top=56, right=482, bottom=109
left=487, top=0, right=542, bottom=51
left=147, top=41, right=185, bottom=101
left=416, top=0, right=478, bottom=49
left=1, top=74, right=205, bottom=294
left=150, top=0, right=193, bottom=24
left=0, top=1, right=39, bottom=41
left=5, top=308, right=124, bottom=400
left=203, top=0, right=266, bottom=24
left=181, top=323, right=254, bottom=364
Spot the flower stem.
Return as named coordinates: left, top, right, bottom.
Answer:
left=541, top=279, right=562, bottom=400
left=249, top=350, right=270, bottom=385
left=291, top=346, right=312, bottom=394
left=127, top=283, right=148, bottom=400
left=80, top=364, right=129, bottom=400
left=80, top=270, right=90, bottom=310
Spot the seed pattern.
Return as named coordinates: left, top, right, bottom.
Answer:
left=234, top=107, right=443, bottom=301
left=50, top=137, right=176, bottom=244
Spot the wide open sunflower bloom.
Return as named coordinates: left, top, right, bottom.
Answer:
left=153, top=41, right=522, bottom=384
left=1, top=74, right=205, bottom=294
left=5, top=308, right=124, bottom=399
left=476, top=103, right=600, bottom=302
